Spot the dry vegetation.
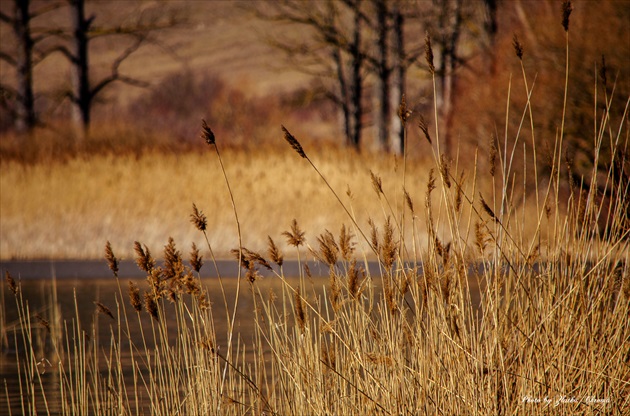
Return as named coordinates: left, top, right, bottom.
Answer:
left=2, top=1, right=630, bottom=414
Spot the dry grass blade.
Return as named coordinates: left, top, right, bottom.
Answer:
left=281, top=125, right=306, bottom=158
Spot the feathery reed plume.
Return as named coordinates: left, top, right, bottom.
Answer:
left=368, top=218, right=379, bottom=253
left=418, top=115, right=432, bottom=144
left=35, top=314, right=50, bottom=333
left=339, top=224, right=355, bottom=262
left=425, top=32, right=434, bottom=74
left=561, top=0, right=572, bottom=32
left=294, top=288, right=306, bottom=332
left=425, top=168, right=436, bottom=208
left=282, top=125, right=306, bottom=158
left=455, top=172, right=464, bottom=214
left=475, top=221, right=488, bottom=255
left=144, top=292, right=159, bottom=321
left=512, top=34, right=523, bottom=60
left=243, top=248, right=272, bottom=271
left=105, top=241, right=119, bottom=277
left=5, top=271, right=17, bottom=295
left=267, top=236, right=284, bottom=267
left=190, top=242, right=203, bottom=273
left=404, top=188, right=414, bottom=214
left=94, top=301, right=115, bottom=320
left=190, top=203, right=207, bottom=232
left=201, top=119, right=215, bottom=145
left=283, top=219, right=305, bottom=247
left=398, top=94, right=411, bottom=125
left=382, top=217, right=397, bottom=269
left=439, top=154, right=451, bottom=188
left=163, top=237, right=183, bottom=280
left=348, top=259, right=364, bottom=299
left=317, top=230, right=339, bottom=267
left=329, top=269, right=341, bottom=312
left=134, top=241, right=155, bottom=273
left=128, top=281, right=142, bottom=312
left=370, top=170, right=383, bottom=196
left=489, top=137, right=497, bottom=177
left=479, top=193, right=498, bottom=222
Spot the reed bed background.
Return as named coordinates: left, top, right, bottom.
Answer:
left=2, top=3, right=630, bottom=415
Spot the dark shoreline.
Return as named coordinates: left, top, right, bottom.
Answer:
left=0, top=259, right=383, bottom=280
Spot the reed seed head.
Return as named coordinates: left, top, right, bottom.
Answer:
left=489, top=138, right=497, bottom=177
left=134, top=241, right=155, bottom=273
left=163, top=237, right=184, bottom=280
left=404, top=188, right=414, bottom=214
left=105, top=241, right=119, bottom=277
left=5, top=271, right=17, bottom=295
left=201, top=119, right=215, bottom=145
left=317, top=230, right=339, bottom=267
left=382, top=217, right=397, bottom=269
left=425, top=32, right=435, bottom=74
left=439, top=154, right=451, bottom=188
left=283, top=219, right=306, bottom=247
left=128, top=281, right=142, bottom=312
left=190, top=242, right=203, bottom=272
left=190, top=203, right=207, bottom=232
left=512, top=34, right=523, bottom=60
left=397, top=94, right=412, bottom=125
left=561, top=0, right=572, bottom=32
left=339, top=224, right=355, bottom=262
left=94, top=301, right=115, bottom=320
left=479, top=193, right=498, bottom=222
left=282, top=125, right=306, bottom=158
left=418, top=115, right=432, bottom=145
left=144, top=292, right=159, bottom=321
left=294, top=288, right=306, bottom=332
left=370, top=170, right=383, bottom=196
left=267, top=236, right=284, bottom=267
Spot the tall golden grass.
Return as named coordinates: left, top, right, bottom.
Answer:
left=3, top=4, right=629, bottom=414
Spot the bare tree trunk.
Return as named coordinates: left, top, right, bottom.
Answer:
left=483, top=0, right=498, bottom=75
left=13, top=0, right=35, bottom=134
left=69, top=0, right=92, bottom=138
left=373, top=0, right=390, bottom=153
left=390, top=3, right=405, bottom=155
left=349, top=4, right=363, bottom=150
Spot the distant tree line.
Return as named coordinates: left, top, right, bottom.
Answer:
left=252, top=0, right=498, bottom=155
left=0, top=0, right=182, bottom=139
